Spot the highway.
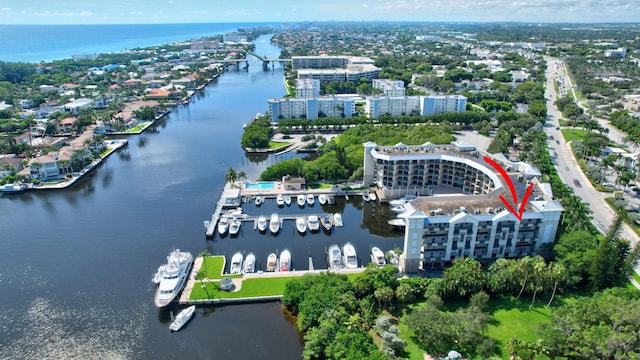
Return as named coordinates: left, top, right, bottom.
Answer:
left=544, top=56, right=638, bottom=246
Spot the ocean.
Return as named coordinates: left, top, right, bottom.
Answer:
left=0, top=22, right=277, bottom=63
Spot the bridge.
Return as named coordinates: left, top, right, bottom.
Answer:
left=249, top=53, right=292, bottom=68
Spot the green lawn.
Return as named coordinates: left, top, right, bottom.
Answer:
left=268, top=140, right=291, bottom=149
left=308, top=183, right=334, bottom=189
left=123, top=123, right=147, bottom=133
left=561, top=128, right=588, bottom=142
left=197, top=256, right=226, bottom=279
left=189, top=276, right=294, bottom=300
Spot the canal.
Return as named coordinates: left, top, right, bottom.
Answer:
left=0, top=34, right=403, bottom=359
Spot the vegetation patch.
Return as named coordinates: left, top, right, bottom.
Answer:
left=189, top=276, right=294, bottom=300
left=560, top=128, right=588, bottom=142
left=268, top=140, right=291, bottom=149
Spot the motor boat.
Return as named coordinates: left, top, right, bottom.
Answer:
left=269, top=213, right=280, bottom=234
left=276, top=194, right=285, bottom=207
left=154, top=249, right=193, bottom=308
left=297, top=194, right=305, bottom=207
left=369, top=192, right=377, bottom=201
left=284, top=195, right=292, bottom=206
left=320, top=215, right=332, bottom=232
left=389, top=194, right=418, bottom=206
left=0, top=183, right=28, bottom=193
left=391, top=205, right=407, bottom=213
left=228, top=218, right=242, bottom=236
left=327, top=244, right=344, bottom=270
left=386, top=250, right=399, bottom=265
left=362, top=193, right=370, bottom=202
left=217, top=217, right=229, bottom=235
left=279, top=249, right=291, bottom=272
left=296, top=217, right=307, bottom=234
left=257, top=216, right=267, bottom=232
left=318, top=194, right=327, bottom=205
left=333, top=213, right=343, bottom=227
left=307, top=215, right=320, bottom=232
left=343, top=243, right=358, bottom=269
left=230, top=252, right=243, bottom=274
left=152, top=265, right=166, bottom=285
left=371, top=247, right=386, bottom=267
left=388, top=218, right=406, bottom=229
left=169, top=305, right=196, bottom=332
left=255, top=196, right=263, bottom=206
left=266, top=253, right=277, bottom=272
left=243, top=253, right=256, bottom=274
left=306, top=194, right=315, bottom=206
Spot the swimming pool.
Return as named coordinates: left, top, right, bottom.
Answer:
left=245, top=181, right=277, bottom=190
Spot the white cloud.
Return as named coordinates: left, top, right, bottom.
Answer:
left=1, top=7, right=11, bottom=11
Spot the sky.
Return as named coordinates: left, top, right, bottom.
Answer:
left=0, top=0, right=638, bottom=25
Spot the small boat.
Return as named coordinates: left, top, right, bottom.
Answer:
left=388, top=218, right=406, bottom=228
left=343, top=243, right=358, bottom=269
left=0, top=183, right=28, bottom=193
left=371, top=247, right=386, bottom=267
left=169, top=305, right=196, bottom=332
left=230, top=252, right=243, bottom=274
left=369, top=192, right=377, bottom=201
left=229, top=218, right=242, bottom=236
left=276, top=194, right=285, bottom=207
left=333, top=213, right=343, bottom=227
left=243, top=253, right=256, bottom=274
left=284, top=195, right=292, bottom=206
left=307, top=215, right=320, bottom=232
left=154, top=249, right=194, bottom=308
left=362, top=193, right=370, bottom=202
left=391, top=205, right=407, bottom=213
left=320, top=215, right=332, bottom=231
left=152, top=265, right=166, bottom=285
left=297, top=194, right=305, bottom=207
left=255, top=196, right=263, bottom=206
left=280, top=249, right=291, bottom=272
left=257, top=216, right=267, bottom=232
left=328, top=244, right=344, bottom=270
left=386, top=250, right=399, bottom=265
left=266, top=253, right=277, bottom=272
left=269, top=213, right=280, bottom=234
left=327, top=195, right=336, bottom=205
left=306, top=194, right=315, bottom=206
left=217, top=217, right=229, bottom=235
left=296, top=217, right=307, bottom=234
left=318, top=194, right=327, bottom=205
left=345, top=193, right=349, bottom=200
left=389, top=194, right=418, bottom=206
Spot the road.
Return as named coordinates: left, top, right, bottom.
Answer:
left=544, top=56, right=638, bottom=246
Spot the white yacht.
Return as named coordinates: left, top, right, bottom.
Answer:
left=169, top=305, right=196, bottom=332
left=266, top=253, right=277, bottom=272
left=284, top=195, right=292, bottom=206
left=154, top=249, right=193, bottom=308
left=320, top=215, right=332, bottom=232
left=343, top=243, right=358, bottom=269
left=228, top=218, right=242, bottom=236
left=230, top=252, right=243, bottom=274
left=269, top=213, right=280, bottom=234
left=257, top=216, right=267, bottom=232
left=318, top=194, right=327, bottom=205
left=391, top=205, right=407, bottom=213
left=297, top=194, right=305, bottom=207
left=279, top=249, right=291, bottom=272
left=389, top=194, right=418, bottom=207
left=362, top=193, right=370, bottom=202
left=327, top=244, right=344, bottom=270
left=276, top=194, right=285, bottom=207
left=255, top=196, right=263, bottom=206
left=371, top=247, right=386, bottom=267
left=306, top=194, right=315, bottom=206
left=333, top=213, right=343, bottom=227
left=307, top=215, right=320, bottom=232
left=296, top=217, right=307, bottom=234
left=0, top=183, right=28, bottom=193
left=369, top=192, right=377, bottom=201
left=243, top=253, right=256, bottom=274
left=217, top=217, right=229, bottom=235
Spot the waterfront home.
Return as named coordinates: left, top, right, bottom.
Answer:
left=0, top=157, right=24, bottom=177
left=63, top=98, right=93, bottom=115
left=57, top=117, right=77, bottom=133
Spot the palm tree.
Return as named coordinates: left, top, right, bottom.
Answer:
left=546, top=262, right=566, bottom=308
left=198, top=250, right=210, bottom=279
left=225, top=167, right=237, bottom=188
left=237, top=171, right=247, bottom=186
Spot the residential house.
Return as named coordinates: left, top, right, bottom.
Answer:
left=57, top=117, right=77, bottom=133
left=0, top=157, right=24, bottom=177
left=63, top=98, right=93, bottom=115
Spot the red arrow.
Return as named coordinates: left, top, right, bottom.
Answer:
left=483, top=156, right=534, bottom=221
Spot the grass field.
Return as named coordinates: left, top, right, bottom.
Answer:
left=399, top=295, right=553, bottom=359
left=269, top=140, right=291, bottom=149
left=560, top=128, right=588, bottom=142
left=189, top=276, right=294, bottom=300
